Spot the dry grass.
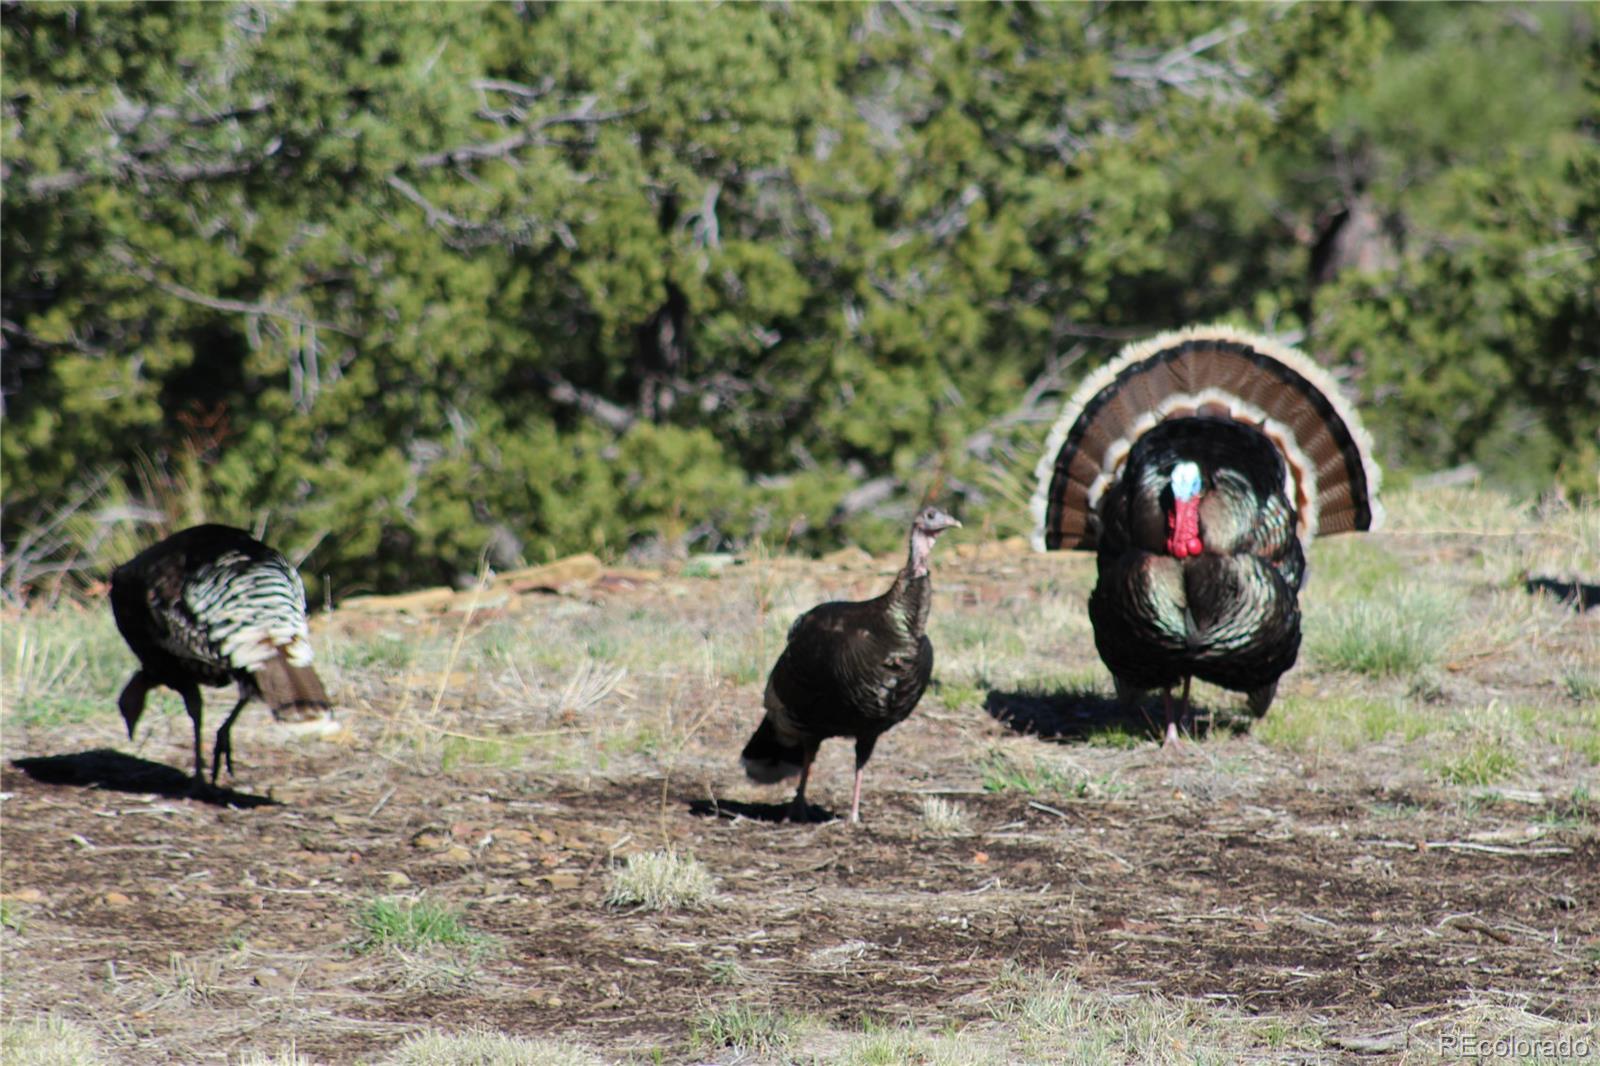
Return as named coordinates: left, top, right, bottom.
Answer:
left=234, top=1045, right=322, bottom=1066
left=0, top=1016, right=113, bottom=1066
left=605, top=850, right=716, bottom=911
left=920, top=795, right=972, bottom=836
left=689, top=1002, right=802, bottom=1056
left=377, top=1029, right=607, bottom=1066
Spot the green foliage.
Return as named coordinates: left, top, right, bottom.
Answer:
left=351, top=897, right=477, bottom=954
left=4, top=4, right=1594, bottom=599
left=689, top=1003, right=798, bottom=1056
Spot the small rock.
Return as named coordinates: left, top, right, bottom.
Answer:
left=383, top=871, right=413, bottom=888
left=545, top=995, right=564, bottom=1009
left=3, top=889, right=43, bottom=903
left=103, top=892, right=132, bottom=907
left=442, top=845, right=474, bottom=863
left=495, top=828, right=534, bottom=846
left=410, top=830, right=447, bottom=850
left=540, top=871, right=580, bottom=890
left=536, top=828, right=558, bottom=845
left=251, top=967, right=292, bottom=990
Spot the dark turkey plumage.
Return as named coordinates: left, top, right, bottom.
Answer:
left=111, top=524, right=333, bottom=790
left=741, top=506, right=959, bottom=822
left=1033, top=326, right=1382, bottom=743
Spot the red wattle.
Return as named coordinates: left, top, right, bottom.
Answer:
left=1166, top=499, right=1203, bottom=559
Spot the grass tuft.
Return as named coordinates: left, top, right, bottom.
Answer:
left=0, top=1016, right=113, bottom=1066
left=1255, top=696, right=1435, bottom=754
left=235, top=1046, right=321, bottom=1066
left=352, top=897, right=478, bottom=954
left=1431, top=742, right=1521, bottom=787
left=1, top=609, right=129, bottom=727
left=920, top=796, right=972, bottom=836
left=1307, top=587, right=1457, bottom=679
left=690, top=1003, right=799, bottom=1055
left=837, top=1025, right=1008, bottom=1066
left=606, top=850, right=715, bottom=911
left=979, top=749, right=1092, bottom=798
left=378, top=1028, right=606, bottom=1066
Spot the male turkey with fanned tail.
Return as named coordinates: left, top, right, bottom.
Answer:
left=1032, top=326, right=1383, bottom=745
left=742, top=506, right=960, bottom=823
left=111, top=525, right=334, bottom=791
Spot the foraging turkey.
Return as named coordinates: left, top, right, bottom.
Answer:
left=111, top=524, right=333, bottom=789
left=741, top=506, right=961, bottom=822
left=1032, top=326, right=1382, bottom=744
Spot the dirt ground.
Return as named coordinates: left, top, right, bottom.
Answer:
left=3, top=519, right=1597, bottom=1063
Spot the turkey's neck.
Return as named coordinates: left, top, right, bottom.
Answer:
left=887, top=530, right=936, bottom=636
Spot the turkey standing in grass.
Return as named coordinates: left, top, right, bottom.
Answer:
left=741, top=506, right=960, bottom=823
left=111, top=525, right=333, bottom=790
left=1032, top=326, right=1383, bottom=744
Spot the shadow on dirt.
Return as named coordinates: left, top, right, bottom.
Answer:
left=688, top=797, right=839, bottom=824
left=10, top=749, right=277, bottom=808
left=984, top=687, right=1244, bottom=744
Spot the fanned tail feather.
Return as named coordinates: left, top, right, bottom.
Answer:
left=1033, top=325, right=1383, bottom=551
left=253, top=649, right=335, bottom=732
left=741, top=716, right=804, bottom=784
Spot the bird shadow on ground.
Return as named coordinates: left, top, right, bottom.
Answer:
left=688, top=797, right=839, bottom=824
left=1525, top=576, right=1600, bottom=612
left=984, top=687, right=1244, bottom=744
left=10, top=749, right=277, bottom=809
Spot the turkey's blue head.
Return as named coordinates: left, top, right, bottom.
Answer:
left=909, top=506, right=961, bottom=575
left=1166, top=461, right=1204, bottom=559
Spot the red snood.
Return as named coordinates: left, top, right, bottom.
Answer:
left=1166, top=498, right=1203, bottom=559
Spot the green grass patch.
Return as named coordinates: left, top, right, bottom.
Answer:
left=1565, top=672, right=1600, bottom=705
left=690, top=1003, right=799, bottom=1056
left=935, top=679, right=984, bottom=712
left=352, top=897, right=478, bottom=954
left=1, top=609, right=129, bottom=727
left=1082, top=720, right=1147, bottom=749
left=1306, top=536, right=1406, bottom=596
left=1255, top=696, right=1435, bottom=753
left=1431, top=742, right=1521, bottom=787
left=1306, top=586, right=1457, bottom=679
left=335, top=634, right=417, bottom=671
left=979, top=750, right=1091, bottom=798
left=439, top=734, right=531, bottom=771
left=606, top=850, right=714, bottom=911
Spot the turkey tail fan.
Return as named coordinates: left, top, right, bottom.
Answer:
left=1031, top=325, right=1384, bottom=551
left=254, top=649, right=335, bottom=731
left=740, top=715, right=804, bottom=784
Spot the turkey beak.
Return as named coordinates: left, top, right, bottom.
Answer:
left=928, top=515, right=961, bottom=535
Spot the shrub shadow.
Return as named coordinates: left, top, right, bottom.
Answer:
left=10, top=749, right=278, bottom=808
left=688, top=797, right=838, bottom=824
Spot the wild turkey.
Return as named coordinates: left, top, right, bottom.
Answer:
left=111, top=524, right=333, bottom=789
left=1032, top=326, right=1383, bottom=743
left=741, top=506, right=961, bottom=823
